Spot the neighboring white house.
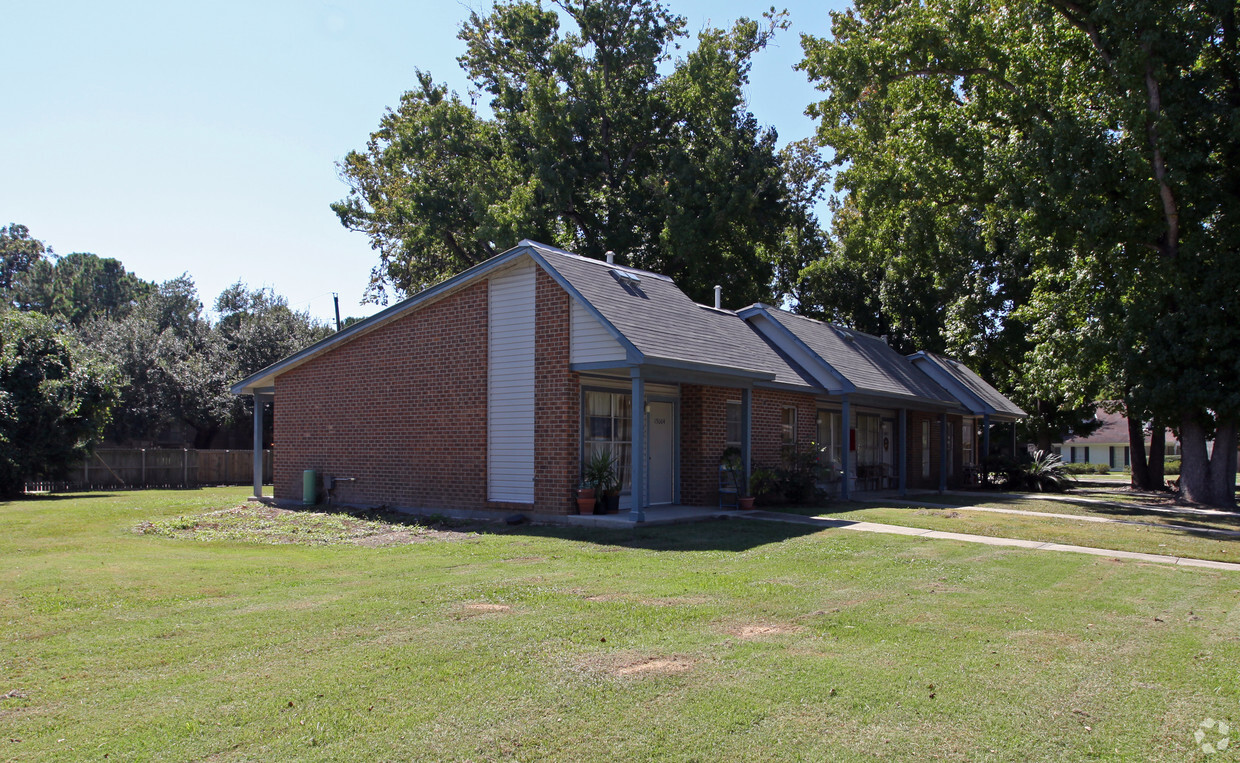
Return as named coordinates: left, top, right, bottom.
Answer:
left=1054, top=407, right=1180, bottom=468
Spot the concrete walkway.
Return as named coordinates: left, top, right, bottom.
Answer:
left=925, top=489, right=1238, bottom=519
left=880, top=499, right=1240, bottom=539
left=746, top=511, right=1240, bottom=572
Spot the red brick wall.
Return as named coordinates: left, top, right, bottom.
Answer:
left=273, top=281, right=490, bottom=509
left=679, top=384, right=738, bottom=505
left=752, top=389, right=819, bottom=468
left=532, top=269, right=581, bottom=514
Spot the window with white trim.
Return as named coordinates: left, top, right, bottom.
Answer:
left=583, top=390, right=632, bottom=491
left=816, top=410, right=842, bottom=469
left=781, top=406, right=797, bottom=447
left=921, top=420, right=931, bottom=478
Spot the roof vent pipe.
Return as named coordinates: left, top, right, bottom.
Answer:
left=605, top=250, right=615, bottom=265
left=714, top=285, right=722, bottom=310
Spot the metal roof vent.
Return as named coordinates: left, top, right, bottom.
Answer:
left=834, top=327, right=855, bottom=342
left=605, top=250, right=615, bottom=264
left=714, top=285, right=722, bottom=309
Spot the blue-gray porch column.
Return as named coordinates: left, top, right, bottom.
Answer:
left=252, top=392, right=271, bottom=499
left=840, top=396, right=851, bottom=500
left=982, top=413, right=991, bottom=482
left=631, top=369, right=646, bottom=523
left=939, top=412, right=948, bottom=493
left=898, top=407, right=907, bottom=497
left=741, top=387, right=752, bottom=494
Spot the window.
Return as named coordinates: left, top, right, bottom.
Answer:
left=856, top=414, right=881, bottom=469
left=816, top=410, right=842, bottom=469
left=962, top=418, right=975, bottom=466
left=1124, top=446, right=1131, bottom=467
left=1083, top=446, right=1090, bottom=463
left=781, top=406, right=797, bottom=446
left=583, top=391, right=632, bottom=492
left=921, top=421, right=931, bottom=478
left=725, top=401, right=742, bottom=450
left=947, top=422, right=954, bottom=476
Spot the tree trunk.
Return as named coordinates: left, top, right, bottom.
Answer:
left=1179, top=414, right=1236, bottom=507
left=1209, top=419, right=1237, bottom=508
left=1147, top=420, right=1165, bottom=487
left=1128, top=403, right=1151, bottom=489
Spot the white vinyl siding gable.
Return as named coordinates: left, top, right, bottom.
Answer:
left=488, top=262, right=536, bottom=503
left=570, top=300, right=626, bottom=364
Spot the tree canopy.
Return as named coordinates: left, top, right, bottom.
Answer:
left=334, top=0, right=817, bottom=307
left=0, top=310, right=118, bottom=497
left=800, top=0, right=1239, bottom=504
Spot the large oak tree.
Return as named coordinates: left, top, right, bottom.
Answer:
left=334, top=0, right=813, bottom=307
left=801, top=0, right=1239, bottom=505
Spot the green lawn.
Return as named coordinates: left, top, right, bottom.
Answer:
left=3, top=488, right=1239, bottom=761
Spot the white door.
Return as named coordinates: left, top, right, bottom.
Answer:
left=647, top=401, right=675, bottom=505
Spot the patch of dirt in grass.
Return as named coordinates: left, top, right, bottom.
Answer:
left=727, top=623, right=803, bottom=640
left=462, top=603, right=512, bottom=613
left=583, top=593, right=622, bottom=602
left=609, top=655, right=696, bottom=677
left=135, top=504, right=475, bottom=546
left=916, top=509, right=960, bottom=519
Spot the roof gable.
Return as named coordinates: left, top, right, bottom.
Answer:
left=741, top=306, right=960, bottom=405
left=907, top=351, right=1026, bottom=419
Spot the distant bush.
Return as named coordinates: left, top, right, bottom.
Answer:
left=1164, top=458, right=1181, bottom=476
left=1062, top=462, right=1111, bottom=475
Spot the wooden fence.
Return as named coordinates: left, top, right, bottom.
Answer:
left=23, top=449, right=273, bottom=492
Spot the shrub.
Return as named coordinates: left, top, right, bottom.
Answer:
left=1002, top=449, right=1074, bottom=492
left=1062, top=463, right=1095, bottom=475
left=1164, top=458, right=1181, bottom=476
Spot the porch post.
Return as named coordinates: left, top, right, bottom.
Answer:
left=741, top=386, right=752, bottom=494
left=898, top=408, right=907, bottom=497
left=982, top=413, right=991, bottom=480
left=252, top=392, right=269, bottom=499
left=840, top=396, right=851, bottom=500
left=939, top=412, right=948, bottom=493
left=630, top=369, right=646, bottom=523
left=1011, top=421, right=1018, bottom=457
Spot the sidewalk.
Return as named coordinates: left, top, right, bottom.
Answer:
left=746, top=510, right=1240, bottom=572
left=876, top=498, right=1240, bottom=539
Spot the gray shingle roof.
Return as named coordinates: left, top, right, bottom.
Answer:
left=913, top=351, right=1026, bottom=417
left=528, top=243, right=818, bottom=389
left=758, top=308, right=959, bottom=404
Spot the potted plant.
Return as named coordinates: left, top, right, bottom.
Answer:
left=583, top=449, right=619, bottom=514
left=576, top=481, right=597, bottom=514
left=720, top=448, right=746, bottom=508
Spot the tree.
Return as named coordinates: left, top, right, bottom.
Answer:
left=85, top=277, right=232, bottom=448
left=0, top=223, right=51, bottom=294
left=334, top=0, right=811, bottom=307
left=800, top=1, right=1240, bottom=505
left=0, top=310, right=118, bottom=497
left=14, top=252, right=151, bottom=326
left=215, top=283, right=332, bottom=445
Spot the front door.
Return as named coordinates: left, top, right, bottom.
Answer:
left=647, top=401, right=675, bottom=505
left=881, top=419, right=895, bottom=487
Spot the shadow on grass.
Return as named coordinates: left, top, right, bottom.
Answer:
left=292, top=504, right=826, bottom=553
left=6, top=492, right=120, bottom=504
left=788, top=493, right=1240, bottom=541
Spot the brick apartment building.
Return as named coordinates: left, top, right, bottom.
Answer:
left=232, top=240, right=1024, bottom=519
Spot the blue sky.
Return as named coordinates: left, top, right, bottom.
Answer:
left=2, top=0, right=845, bottom=324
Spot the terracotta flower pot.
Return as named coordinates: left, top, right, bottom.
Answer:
left=738, top=496, right=755, bottom=510
left=577, top=497, right=597, bottom=514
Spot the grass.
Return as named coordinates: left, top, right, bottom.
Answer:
left=2, top=488, right=1239, bottom=761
